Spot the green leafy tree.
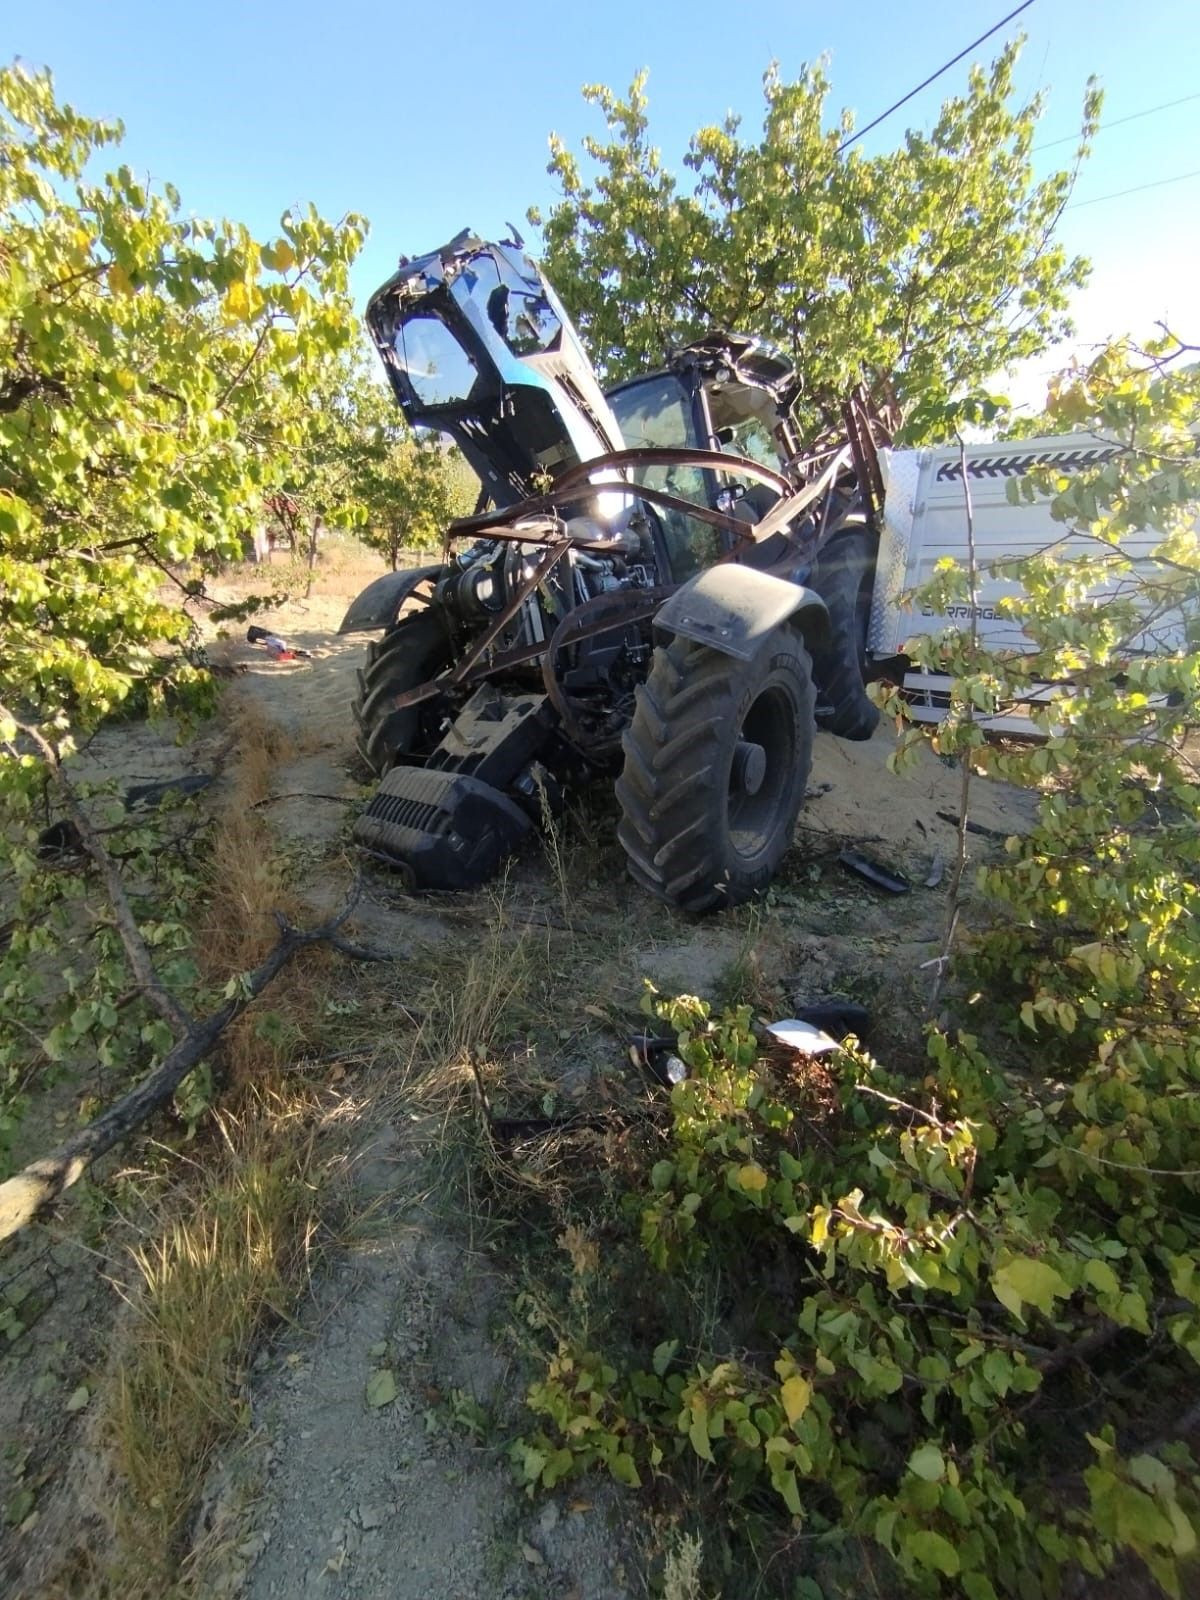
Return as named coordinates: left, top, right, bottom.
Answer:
left=0, top=65, right=369, bottom=1206
left=0, top=61, right=367, bottom=743
left=265, top=351, right=389, bottom=592
left=531, top=44, right=1099, bottom=439
left=357, top=426, right=478, bottom=568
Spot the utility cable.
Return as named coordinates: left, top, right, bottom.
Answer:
left=1064, top=167, right=1200, bottom=210
left=836, top=0, right=1036, bottom=154
left=1035, top=90, right=1200, bottom=151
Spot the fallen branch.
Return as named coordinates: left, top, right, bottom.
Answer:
left=0, top=897, right=391, bottom=1244
left=1, top=702, right=395, bottom=1242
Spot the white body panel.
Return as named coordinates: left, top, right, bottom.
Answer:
left=871, top=433, right=1183, bottom=728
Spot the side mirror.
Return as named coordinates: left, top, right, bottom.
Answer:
left=716, top=484, right=746, bottom=513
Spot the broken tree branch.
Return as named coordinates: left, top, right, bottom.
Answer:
left=0, top=893, right=392, bottom=1244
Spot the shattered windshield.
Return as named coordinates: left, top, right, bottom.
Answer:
left=392, top=314, right=479, bottom=407
left=452, top=249, right=563, bottom=358
left=608, top=375, right=718, bottom=578
left=608, top=374, right=696, bottom=453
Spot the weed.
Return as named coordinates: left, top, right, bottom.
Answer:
left=662, top=1530, right=706, bottom=1600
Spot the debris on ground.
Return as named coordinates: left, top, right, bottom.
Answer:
left=935, top=809, right=1012, bottom=841
left=837, top=847, right=911, bottom=895
left=793, top=998, right=871, bottom=1039
left=247, top=624, right=313, bottom=661
left=765, top=1018, right=843, bottom=1054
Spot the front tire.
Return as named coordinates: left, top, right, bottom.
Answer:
left=616, top=628, right=815, bottom=912
left=352, top=608, right=453, bottom=774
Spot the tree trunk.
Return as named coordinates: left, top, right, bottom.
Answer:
left=304, top=514, right=322, bottom=599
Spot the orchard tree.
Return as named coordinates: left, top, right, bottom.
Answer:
left=0, top=64, right=378, bottom=1224
left=358, top=426, right=478, bottom=569
left=530, top=43, right=1100, bottom=439
left=266, top=352, right=389, bottom=593
left=0, top=62, right=367, bottom=747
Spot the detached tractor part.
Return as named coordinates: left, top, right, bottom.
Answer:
left=340, top=228, right=892, bottom=911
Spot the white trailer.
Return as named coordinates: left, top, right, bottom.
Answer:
left=869, top=432, right=1174, bottom=730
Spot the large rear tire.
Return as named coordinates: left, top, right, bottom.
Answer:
left=352, top=608, right=453, bottom=774
left=808, top=526, right=880, bottom=741
left=615, top=627, right=815, bottom=913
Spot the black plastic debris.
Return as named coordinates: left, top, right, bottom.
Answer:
left=935, top=810, right=1010, bottom=841
left=36, top=819, right=85, bottom=861
left=125, top=773, right=215, bottom=810
left=628, top=1033, right=687, bottom=1087
left=838, top=848, right=911, bottom=895
left=794, top=998, right=871, bottom=1040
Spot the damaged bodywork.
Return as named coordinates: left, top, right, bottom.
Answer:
left=343, top=229, right=892, bottom=910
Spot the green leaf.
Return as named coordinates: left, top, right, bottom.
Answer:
left=5, top=1487, right=35, bottom=1527
left=907, top=1443, right=945, bottom=1482
left=903, top=1529, right=960, bottom=1576
left=366, top=1369, right=397, bottom=1408
left=652, top=1339, right=679, bottom=1376
left=1084, top=1259, right=1120, bottom=1297
left=64, top=1384, right=90, bottom=1413
left=609, top=1451, right=641, bottom=1487
left=688, top=1410, right=714, bottom=1462
left=993, top=1256, right=1072, bottom=1320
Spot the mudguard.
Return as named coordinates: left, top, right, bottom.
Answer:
left=653, top=564, right=829, bottom=663
left=338, top=564, right=444, bottom=635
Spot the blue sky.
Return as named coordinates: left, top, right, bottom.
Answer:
left=9, top=0, right=1199, bottom=404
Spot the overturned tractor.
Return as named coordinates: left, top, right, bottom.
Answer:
left=340, top=230, right=892, bottom=911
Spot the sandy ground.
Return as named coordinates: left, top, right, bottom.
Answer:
left=0, top=545, right=1038, bottom=1599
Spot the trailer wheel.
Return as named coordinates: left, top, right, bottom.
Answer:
left=353, top=608, right=453, bottom=774
left=616, top=628, right=815, bottom=913
left=808, top=526, right=880, bottom=740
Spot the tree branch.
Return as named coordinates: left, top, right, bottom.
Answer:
left=0, top=893, right=392, bottom=1244
left=927, top=434, right=978, bottom=1016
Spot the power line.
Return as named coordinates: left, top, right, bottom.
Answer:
left=1035, top=90, right=1200, bottom=151
left=1064, top=167, right=1200, bottom=210
left=836, top=0, right=1036, bottom=155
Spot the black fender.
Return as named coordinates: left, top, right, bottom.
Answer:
left=653, top=564, right=829, bottom=664
left=338, top=564, right=445, bottom=635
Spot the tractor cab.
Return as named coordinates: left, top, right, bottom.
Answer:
left=366, top=232, right=813, bottom=583
left=605, top=333, right=806, bottom=576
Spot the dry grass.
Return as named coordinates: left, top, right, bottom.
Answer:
left=192, top=701, right=329, bottom=1086
left=95, top=696, right=356, bottom=1594
left=105, top=1091, right=328, bottom=1596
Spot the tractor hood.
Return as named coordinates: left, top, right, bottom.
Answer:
left=366, top=230, right=624, bottom=509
